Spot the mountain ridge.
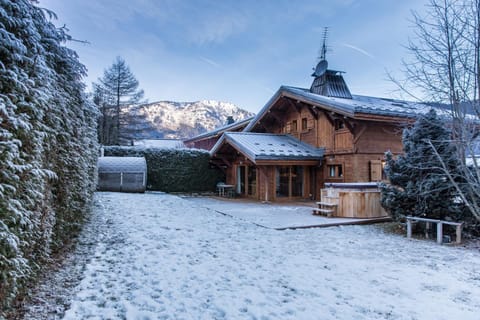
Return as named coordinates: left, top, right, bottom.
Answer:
left=126, top=99, right=255, bottom=140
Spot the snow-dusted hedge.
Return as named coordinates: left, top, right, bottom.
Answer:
left=103, top=147, right=224, bottom=192
left=0, top=1, right=98, bottom=314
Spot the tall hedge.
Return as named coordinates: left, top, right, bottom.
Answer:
left=0, top=1, right=98, bottom=314
left=104, top=146, right=224, bottom=192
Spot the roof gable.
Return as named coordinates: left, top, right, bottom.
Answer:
left=210, top=132, right=324, bottom=164
left=243, top=86, right=451, bottom=132
left=184, top=116, right=254, bottom=143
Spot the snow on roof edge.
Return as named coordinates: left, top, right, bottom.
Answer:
left=185, top=116, right=255, bottom=142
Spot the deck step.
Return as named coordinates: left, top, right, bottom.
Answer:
left=312, top=208, right=334, bottom=217
left=315, top=202, right=337, bottom=207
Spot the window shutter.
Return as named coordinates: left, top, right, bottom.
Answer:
left=370, top=160, right=382, bottom=181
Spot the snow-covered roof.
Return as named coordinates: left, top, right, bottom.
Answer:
left=210, top=132, right=324, bottom=163
left=133, top=139, right=184, bottom=149
left=184, top=116, right=254, bottom=142
left=244, top=86, right=451, bottom=132
left=98, top=157, right=147, bottom=173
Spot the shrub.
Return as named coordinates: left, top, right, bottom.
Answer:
left=103, top=146, right=224, bottom=192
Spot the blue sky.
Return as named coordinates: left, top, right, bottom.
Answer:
left=39, top=0, right=427, bottom=113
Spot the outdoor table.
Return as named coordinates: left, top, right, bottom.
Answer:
left=217, top=184, right=235, bottom=197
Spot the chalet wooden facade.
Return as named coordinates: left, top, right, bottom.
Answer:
left=188, top=59, right=434, bottom=202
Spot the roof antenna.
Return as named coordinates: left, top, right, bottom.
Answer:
left=312, top=27, right=329, bottom=77
left=319, top=27, right=328, bottom=61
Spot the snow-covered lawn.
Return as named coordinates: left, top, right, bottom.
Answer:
left=26, top=192, right=480, bottom=319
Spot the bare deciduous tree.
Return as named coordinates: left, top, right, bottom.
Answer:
left=389, top=0, right=480, bottom=224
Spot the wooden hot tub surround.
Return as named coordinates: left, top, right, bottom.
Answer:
left=321, top=182, right=388, bottom=218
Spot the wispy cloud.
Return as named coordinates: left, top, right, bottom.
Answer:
left=340, top=43, right=375, bottom=60
left=187, top=12, right=248, bottom=45
left=200, top=56, right=221, bottom=68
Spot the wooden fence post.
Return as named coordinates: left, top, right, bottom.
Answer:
left=436, top=222, right=443, bottom=244
left=407, top=219, right=412, bottom=239
left=456, top=224, right=462, bottom=244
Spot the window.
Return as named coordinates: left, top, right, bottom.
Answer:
left=291, top=120, right=298, bottom=132
left=301, top=118, right=308, bottom=131
left=328, top=165, right=343, bottom=178
left=329, top=165, right=335, bottom=177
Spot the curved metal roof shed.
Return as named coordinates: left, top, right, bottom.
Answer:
left=97, top=157, right=147, bottom=193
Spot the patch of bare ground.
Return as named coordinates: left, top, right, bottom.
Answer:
left=7, top=199, right=106, bottom=320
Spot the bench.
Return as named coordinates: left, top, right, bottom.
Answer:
left=406, top=216, right=463, bottom=244
left=312, top=202, right=338, bottom=218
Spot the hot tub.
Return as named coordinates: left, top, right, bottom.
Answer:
left=321, top=182, right=388, bottom=218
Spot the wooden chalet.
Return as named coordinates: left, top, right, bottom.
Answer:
left=201, top=58, right=439, bottom=202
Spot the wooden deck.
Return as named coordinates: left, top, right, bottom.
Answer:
left=184, top=196, right=392, bottom=230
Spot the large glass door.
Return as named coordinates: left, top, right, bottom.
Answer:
left=237, top=165, right=256, bottom=197
left=276, top=166, right=290, bottom=197
left=291, top=166, right=304, bottom=197
left=237, top=166, right=245, bottom=194
left=276, top=166, right=304, bottom=198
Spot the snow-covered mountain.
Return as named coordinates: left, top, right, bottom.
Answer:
left=126, top=100, right=254, bottom=139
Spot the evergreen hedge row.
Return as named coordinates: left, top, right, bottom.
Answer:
left=0, top=1, right=98, bottom=314
left=103, top=146, right=224, bottom=192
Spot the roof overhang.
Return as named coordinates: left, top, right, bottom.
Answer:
left=184, top=116, right=254, bottom=143
left=244, top=86, right=417, bottom=132
left=210, top=132, right=324, bottom=166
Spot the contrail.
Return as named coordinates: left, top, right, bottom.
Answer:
left=341, top=43, right=375, bottom=60
left=200, top=56, right=221, bottom=68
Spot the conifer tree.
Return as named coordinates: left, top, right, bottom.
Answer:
left=94, top=57, right=144, bottom=145
left=381, top=109, right=463, bottom=220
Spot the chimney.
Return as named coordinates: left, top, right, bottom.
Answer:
left=226, top=116, right=234, bottom=125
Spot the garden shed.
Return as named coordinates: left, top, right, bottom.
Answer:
left=97, top=157, right=147, bottom=193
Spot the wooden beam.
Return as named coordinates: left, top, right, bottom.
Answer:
left=208, top=160, right=227, bottom=173
left=343, top=118, right=355, bottom=134
left=321, top=110, right=335, bottom=126
left=259, top=166, right=269, bottom=202
left=285, top=97, right=302, bottom=114
left=256, top=160, right=320, bottom=166
left=302, top=103, right=319, bottom=120
left=267, top=110, right=285, bottom=127
left=212, top=154, right=232, bottom=167
left=354, top=113, right=414, bottom=123
left=219, top=156, right=232, bottom=168
left=353, top=123, right=367, bottom=144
